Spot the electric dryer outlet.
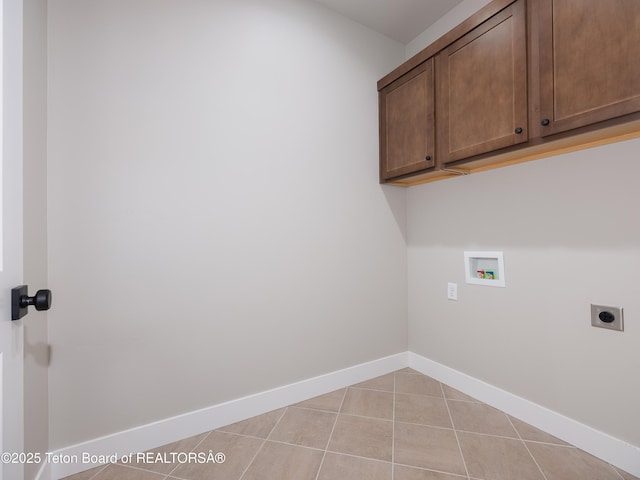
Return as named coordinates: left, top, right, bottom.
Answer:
left=590, top=304, right=623, bottom=332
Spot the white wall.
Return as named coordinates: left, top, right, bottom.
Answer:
left=408, top=139, right=640, bottom=448
left=23, top=0, right=49, bottom=477
left=405, top=0, right=491, bottom=58
left=406, top=0, right=640, bottom=449
left=47, top=0, right=407, bottom=449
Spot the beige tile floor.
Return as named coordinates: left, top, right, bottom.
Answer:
left=63, top=368, right=638, bottom=480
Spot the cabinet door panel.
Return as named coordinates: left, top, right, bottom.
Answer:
left=538, top=0, right=640, bottom=135
left=379, top=59, right=435, bottom=181
left=437, top=0, right=527, bottom=164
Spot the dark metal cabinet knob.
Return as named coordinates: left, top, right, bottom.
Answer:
left=541, top=118, right=550, bottom=126
left=515, top=127, right=523, bottom=134
left=425, top=155, right=432, bottom=161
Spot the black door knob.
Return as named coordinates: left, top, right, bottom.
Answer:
left=21, top=289, right=52, bottom=311
left=515, top=127, right=523, bottom=134
left=11, top=285, right=52, bottom=320
left=425, top=155, right=432, bottom=161
left=541, top=118, right=550, bottom=126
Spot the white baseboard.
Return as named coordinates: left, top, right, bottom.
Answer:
left=408, top=352, right=640, bottom=478
left=39, top=352, right=408, bottom=480
left=37, top=351, right=640, bottom=479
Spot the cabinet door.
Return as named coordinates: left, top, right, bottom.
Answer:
left=379, top=59, right=435, bottom=181
left=436, top=0, right=527, bottom=165
left=537, top=0, right=640, bottom=136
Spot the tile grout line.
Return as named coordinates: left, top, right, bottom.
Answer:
left=441, top=382, right=471, bottom=480
left=350, top=386, right=395, bottom=394
left=427, top=425, right=574, bottom=446
left=504, top=414, right=549, bottom=480
left=189, top=430, right=212, bottom=452
left=98, top=454, right=181, bottom=478
left=399, top=390, right=475, bottom=402
left=165, top=473, right=185, bottom=480
left=317, top=410, right=394, bottom=423
left=393, top=461, right=470, bottom=479
left=163, top=429, right=214, bottom=478
left=393, top=419, right=454, bottom=431
left=323, top=449, right=392, bottom=465
left=313, top=387, right=349, bottom=480
left=85, top=464, right=109, bottom=480
left=258, top=438, right=325, bottom=453
left=293, top=403, right=392, bottom=421
left=237, top=406, right=289, bottom=480
left=205, top=428, right=282, bottom=442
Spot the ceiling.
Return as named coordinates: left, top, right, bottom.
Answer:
left=312, top=0, right=465, bottom=44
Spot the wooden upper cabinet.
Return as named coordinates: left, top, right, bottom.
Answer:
left=379, top=59, right=435, bottom=181
left=537, top=0, right=640, bottom=136
left=377, top=0, right=640, bottom=186
left=436, top=0, right=527, bottom=165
